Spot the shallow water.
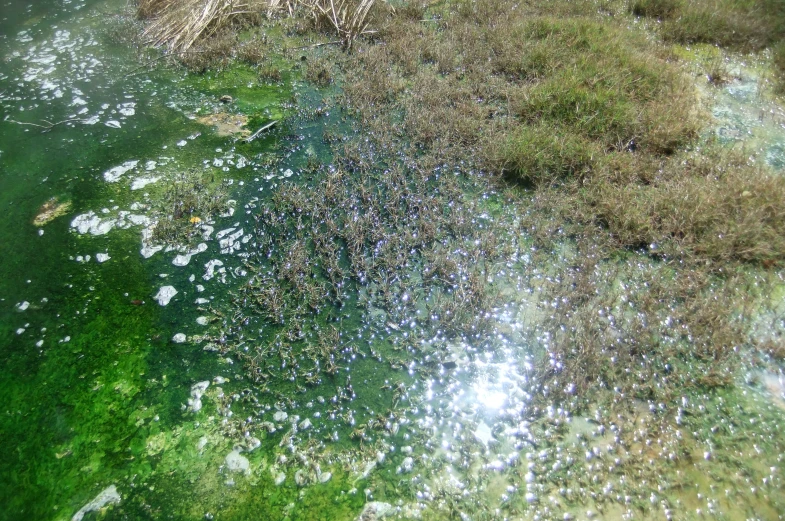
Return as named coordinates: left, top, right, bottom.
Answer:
left=2, top=2, right=785, bottom=520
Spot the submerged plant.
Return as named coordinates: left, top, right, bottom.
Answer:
left=151, top=170, right=229, bottom=246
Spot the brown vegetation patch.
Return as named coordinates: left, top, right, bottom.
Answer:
left=196, top=111, right=250, bottom=136
left=33, top=197, right=72, bottom=226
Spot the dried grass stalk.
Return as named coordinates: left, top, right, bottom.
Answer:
left=303, top=0, right=376, bottom=50
left=138, top=0, right=266, bottom=52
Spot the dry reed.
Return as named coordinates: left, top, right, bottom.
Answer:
left=138, top=0, right=265, bottom=52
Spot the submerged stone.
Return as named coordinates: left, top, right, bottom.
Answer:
left=356, top=502, right=392, bottom=521
left=196, top=111, right=249, bottom=137
left=188, top=381, right=209, bottom=412
left=225, top=450, right=250, bottom=475
left=71, top=485, right=120, bottom=521
left=172, top=333, right=186, bottom=343
left=154, top=286, right=177, bottom=306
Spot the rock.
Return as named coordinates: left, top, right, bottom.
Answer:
left=15, top=301, right=29, bottom=311
left=274, top=472, right=286, bottom=485
left=273, top=411, right=288, bottom=422
left=71, top=485, right=121, bottom=521
left=95, top=253, right=110, bottom=263
left=224, top=450, right=250, bottom=475
left=187, top=381, right=209, bottom=412
left=196, top=316, right=209, bottom=326
left=357, top=501, right=393, bottom=521
left=219, top=95, right=233, bottom=104
left=294, top=469, right=308, bottom=487
left=172, top=333, right=186, bottom=343
left=398, top=457, right=414, bottom=474
left=154, top=285, right=177, bottom=306
left=298, top=418, right=312, bottom=430
left=319, top=471, right=332, bottom=483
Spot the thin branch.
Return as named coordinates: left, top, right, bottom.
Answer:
left=289, top=40, right=342, bottom=50
left=241, top=119, right=279, bottom=143
left=4, top=116, right=90, bottom=131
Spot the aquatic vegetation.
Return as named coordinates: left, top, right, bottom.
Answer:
left=2, top=0, right=785, bottom=519
left=151, top=170, right=230, bottom=246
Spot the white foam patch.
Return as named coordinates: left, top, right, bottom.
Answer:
left=130, top=176, right=160, bottom=190
left=103, top=160, right=138, bottom=182
left=154, top=285, right=178, bottom=306
left=203, top=260, right=224, bottom=281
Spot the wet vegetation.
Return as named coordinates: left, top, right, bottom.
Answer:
left=151, top=170, right=230, bottom=246
left=13, top=0, right=780, bottom=518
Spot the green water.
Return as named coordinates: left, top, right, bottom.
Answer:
left=0, top=0, right=298, bottom=518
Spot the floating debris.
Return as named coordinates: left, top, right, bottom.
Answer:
left=33, top=198, right=71, bottom=226
left=196, top=111, right=248, bottom=137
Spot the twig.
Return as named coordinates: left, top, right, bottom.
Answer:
left=290, top=40, right=342, bottom=50
left=242, top=120, right=279, bottom=143
left=4, top=116, right=90, bottom=131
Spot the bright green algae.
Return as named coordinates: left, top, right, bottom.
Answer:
left=0, top=0, right=295, bottom=518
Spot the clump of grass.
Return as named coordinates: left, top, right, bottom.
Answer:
left=496, top=124, right=597, bottom=186
left=591, top=149, right=785, bottom=264
left=632, top=0, right=785, bottom=52
left=302, top=0, right=379, bottom=50
left=630, top=0, right=683, bottom=19
left=151, top=171, right=229, bottom=246
left=304, top=56, right=333, bottom=86
left=489, top=16, right=700, bottom=183
left=178, top=30, right=236, bottom=71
